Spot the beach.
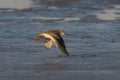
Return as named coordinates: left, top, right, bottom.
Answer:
left=0, top=0, right=120, bottom=80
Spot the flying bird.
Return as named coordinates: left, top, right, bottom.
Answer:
left=36, top=30, right=70, bottom=56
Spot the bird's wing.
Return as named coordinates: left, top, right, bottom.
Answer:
left=52, top=35, right=69, bottom=56
left=44, top=39, right=53, bottom=49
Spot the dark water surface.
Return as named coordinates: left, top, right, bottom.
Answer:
left=0, top=0, right=120, bottom=80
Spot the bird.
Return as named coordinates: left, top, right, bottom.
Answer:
left=35, top=30, right=70, bottom=56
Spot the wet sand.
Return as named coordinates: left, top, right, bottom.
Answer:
left=0, top=44, right=120, bottom=80
left=0, top=0, right=120, bottom=80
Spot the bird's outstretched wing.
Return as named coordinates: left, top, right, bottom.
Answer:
left=53, top=35, right=69, bottom=56
left=44, top=39, right=53, bottom=49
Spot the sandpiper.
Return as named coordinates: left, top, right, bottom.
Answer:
left=36, top=30, right=69, bottom=56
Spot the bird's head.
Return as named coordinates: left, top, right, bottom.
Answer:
left=59, top=30, right=69, bottom=36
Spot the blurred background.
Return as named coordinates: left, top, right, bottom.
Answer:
left=0, top=0, right=120, bottom=79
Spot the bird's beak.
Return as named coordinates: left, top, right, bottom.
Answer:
left=65, top=33, right=70, bottom=36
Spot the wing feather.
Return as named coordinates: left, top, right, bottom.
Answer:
left=52, top=35, right=69, bottom=56
left=44, top=39, right=53, bottom=49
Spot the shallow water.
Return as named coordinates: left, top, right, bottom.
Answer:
left=0, top=0, right=120, bottom=80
